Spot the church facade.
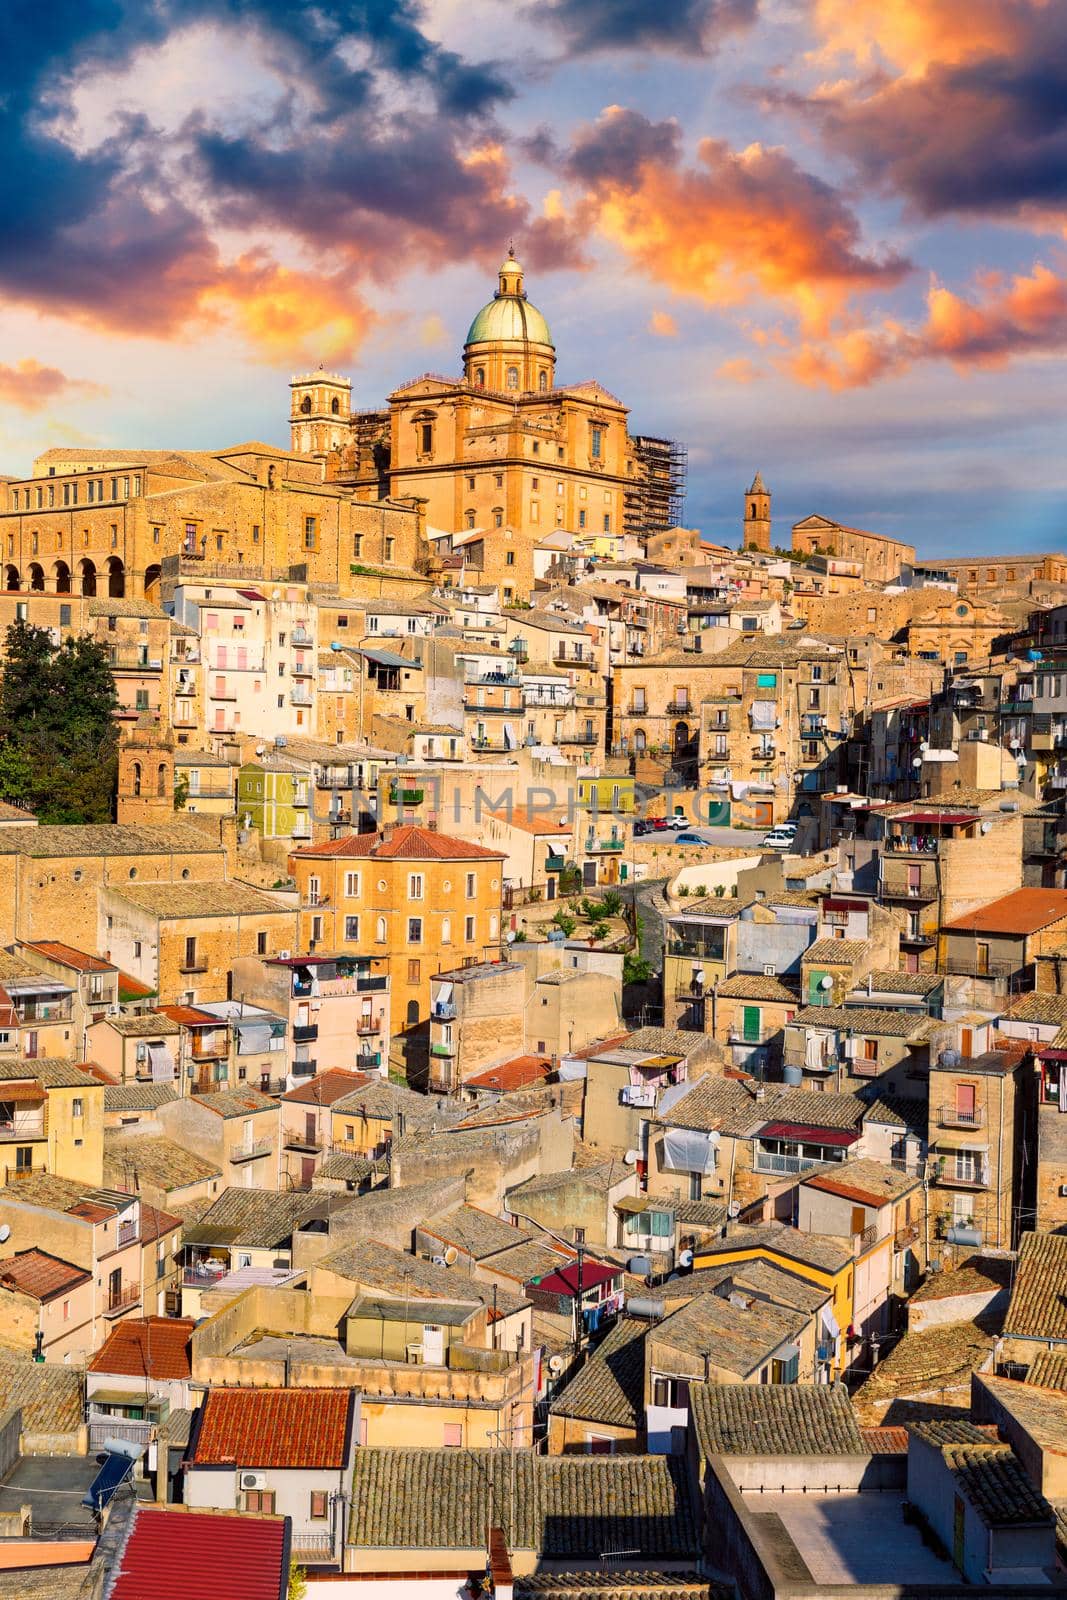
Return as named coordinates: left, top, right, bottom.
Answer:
left=289, top=251, right=685, bottom=601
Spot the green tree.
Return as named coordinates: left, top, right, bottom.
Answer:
left=623, top=951, right=652, bottom=985
left=600, top=889, right=622, bottom=918
left=287, top=1560, right=308, bottom=1600
left=0, top=622, right=119, bottom=823
left=173, top=771, right=190, bottom=811
left=552, top=910, right=577, bottom=937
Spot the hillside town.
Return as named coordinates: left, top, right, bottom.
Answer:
left=0, top=253, right=1065, bottom=1600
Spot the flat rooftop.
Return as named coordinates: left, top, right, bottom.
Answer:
left=746, top=1490, right=956, bottom=1587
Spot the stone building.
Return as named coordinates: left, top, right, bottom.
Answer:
left=742, top=471, right=771, bottom=553
left=791, top=513, right=914, bottom=583
left=298, top=250, right=686, bottom=600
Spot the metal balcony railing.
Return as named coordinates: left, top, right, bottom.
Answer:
left=230, top=1137, right=274, bottom=1163
left=105, top=1283, right=141, bottom=1316
left=938, top=1103, right=985, bottom=1129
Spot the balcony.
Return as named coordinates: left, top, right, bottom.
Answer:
left=934, top=1154, right=989, bottom=1190
left=104, top=1283, right=141, bottom=1317
left=117, top=1220, right=139, bottom=1248
left=357, top=975, right=388, bottom=993
left=290, top=1533, right=335, bottom=1564
left=940, top=956, right=1015, bottom=980
left=174, top=682, right=196, bottom=698
left=883, top=834, right=944, bottom=854
left=894, top=1222, right=920, bottom=1251
left=356, top=1014, right=382, bottom=1035
left=189, top=1037, right=227, bottom=1060
left=754, top=1150, right=821, bottom=1176
left=387, top=787, right=424, bottom=806
left=185, top=786, right=234, bottom=800
left=179, top=960, right=209, bottom=975
left=586, top=837, right=624, bottom=853
left=291, top=627, right=313, bottom=646
left=0, top=1115, right=45, bottom=1142
left=545, top=854, right=565, bottom=871
left=230, top=1137, right=274, bottom=1163
left=209, top=688, right=238, bottom=702
left=430, top=1042, right=455, bottom=1058
left=293, top=1022, right=318, bottom=1044
left=290, top=660, right=314, bottom=678
left=290, top=688, right=313, bottom=707
left=666, top=700, right=692, bottom=716
left=432, top=1002, right=456, bottom=1021
left=357, top=1051, right=382, bottom=1070
left=667, top=941, right=725, bottom=960
left=848, top=1058, right=882, bottom=1079
left=938, top=1103, right=985, bottom=1130
left=291, top=1059, right=316, bottom=1078
left=558, top=730, right=598, bottom=745
left=285, top=1131, right=323, bottom=1153
left=554, top=650, right=595, bottom=668
left=727, top=1025, right=776, bottom=1046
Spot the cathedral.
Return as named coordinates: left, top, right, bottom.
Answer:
left=288, top=249, right=685, bottom=600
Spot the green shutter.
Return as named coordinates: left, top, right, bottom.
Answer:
left=742, top=1006, right=761, bottom=1043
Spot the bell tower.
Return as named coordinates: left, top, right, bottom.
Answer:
left=290, top=366, right=352, bottom=459
left=744, top=471, right=772, bottom=552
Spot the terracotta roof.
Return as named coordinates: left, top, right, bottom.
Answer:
left=0, top=1248, right=90, bottom=1302
left=1005, top=992, right=1067, bottom=1026
left=1026, top=1350, right=1067, bottom=1391
left=465, top=1055, right=554, bottom=1093
left=110, top=1505, right=289, bottom=1600
left=944, top=1443, right=1053, bottom=1527
left=862, top=1425, right=910, bottom=1455
left=861, top=970, right=944, bottom=996
left=418, top=1204, right=528, bottom=1261
left=0, top=1348, right=83, bottom=1436
left=158, top=1003, right=219, bottom=1026
left=191, top=1386, right=354, bottom=1469
left=20, top=941, right=115, bottom=973
left=715, top=973, right=797, bottom=1003
left=514, top=1578, right=726, bottom=1600
left=1004, top=1231, right=1067, bottom=1343
left=909, top=1252, right=1011, bottom=1303
left=292, top=823, right=504, bottom=861
left=689, top=1381, right=864, bottom=1457
left=804, top=938, right=871, bottom=965
left=549, top=1316, right=645, bottom=1428
left=114, top=882, right=294, bottom=919
left=139, top=1203, right=183, bottom=1243
left=486, top=807, right=572, bottom=836
left=105, top=1136, right=221, bottom=1192
left=791, top=1004, right=928, bottom=1038
left=281, top=1068, right=372, bottom=1105
left=191, top=1089, right=277, bottom=1119
left=654, top=1292, right=808, bottom=1377
left=89, top=1317, right=194, bottom=1381
left=943, top=888, right=1067, bottom=936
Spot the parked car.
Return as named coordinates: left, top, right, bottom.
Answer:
left=647, top=816, right=669, bottom=831
left=762, top=824, right=797, bottom=850
left=665, top=814, right=690, bottom=828
left=673, top=832, right=706, bottom=845
left=633, top=819, right=651, bottom=837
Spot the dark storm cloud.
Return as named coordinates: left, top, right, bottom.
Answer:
left=0, top=0, right=520, bottom=333
left=535, top=0, right=757, bottom=56
left=563, top=107, right=682, bottom=188
left=792, top=7, right=1067, bottom=221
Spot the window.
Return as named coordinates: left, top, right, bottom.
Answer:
left=603, top=514, right=611, bottom=532
left=506, top=366, right=518, bottom=389
left=407, top=958, right=421, bottom=983
left=310, top=1491, right=328, bottom=1520
left=344, top=915, right=360, bottom=941
left=505, top=551, right=515, bottom=566
left=651, top=1375, right=689, bottom=1409
left=408, top=873, right=424, bottom=900
left=385, top=536, right=394, bottom=561
left=304, top=515, right=317, bottom=549
left=257, top=931, right=268, bottom=956
left=530, top=500, right=539, bottom=522
left=420, top=422, right=433, bottom=454
left=245, top=1490, right=275, bottom=1515
left=443, top=1424, right=462, bottom=1447
left=539, top=371, right=548, bottom=392
left=344, top=871, right=361, bottom=897
left=465, top=872, right=476, bottom=898
left=72, top=1098, right=84, bottom=1118
left=474, top=367, right=485, bottom=386
left=465, top=915, right=475, bottom=941
left=494, top=473, right=503, bottom=489
left=407, top=917, right=423, bottom=944
left=578, top=510, right=586, bottom=529
left=590, top=426, right=602, bottom=459
left=465, top=510, right=475, bottom=529
left=493, top=508, right=503, bottom=528
left=376, top=916, right=387, bottom=942
left=466, top=476, right=475, bottom=491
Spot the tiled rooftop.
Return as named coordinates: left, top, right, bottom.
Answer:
left=105, top=1136, right=221, bottom=1192
left=184, top=1187, right=322, bottom=1249
left=1004, top=1231, right=1067, bottom=1342
left=348, top=1449, right=697, bottom=1557
left=653, top=1290, right=808, bottom=1376
left=89, top=1317, right=194, bottom=1381
left=0, top=1248, right=90, bottom=1302
left=419, top=1204, right=528, bottom=1261
left=191, top=1386, right=353, bottom=1469
left=548, top=1317, right=645, bottom=1429
left=689, top=1381, right=864, bottom=1457
left=944, top=1442, right=1053, bottom=1528
left=113, top=881, right=293, bottom=918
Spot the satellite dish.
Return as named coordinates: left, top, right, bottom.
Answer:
left=443, top=1246, right=458, bottom=1266
left=624, top=1150, right=641, bottom=1165
left=727, top=1201, right=741, bottom=1218
left=677, top=1248, right=694, bottom=1270
left=819, top=974, right=834, bottom=990
left=548, top=1354, right=566, bottom=1375
left=506, top=930, right=516, bottom=943
left=0, top=1225, right=9, bottom=1243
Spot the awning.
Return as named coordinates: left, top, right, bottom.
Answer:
left=893, top=811, right=976, bottom=825
left=0, top=1083, right=46, bottom=1104
left=636, top=1055, right=683, bottom=1070
left=759, top=1122, right=859, bottom=1147
left=821, top=1304, right=841, bottom=1339
left=361, top=647, right=420, bottom=670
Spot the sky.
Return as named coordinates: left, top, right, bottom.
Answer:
left=1, top=0, right=1065, bottom=557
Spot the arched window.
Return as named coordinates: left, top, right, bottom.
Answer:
left=132, top=762, right=142, bottom=797
left=157, top=763, right=167, bottom=797
left=634, top=728, right=647, bottom=753
left=376, top=916, right=387, bottom=943
left=331, top=397, right=340, bottom=415
left=751, top=504, right=757, bottom=518
left=493, top=508, right=503, bottom=528
left=300, top=395, right=311, bottom=414
left=465, top=511, right=475, bottom=530
left=538, top=371, right=548, bottom=392
left=441, top=916, right=451, bottom=944
left=506, top=366, right=519, bottom=389
left=474, top=367, right=485, bottom=387
left=405, top=999, right=420, bottom=1027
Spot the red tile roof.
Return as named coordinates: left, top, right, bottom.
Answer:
left=532, top=1260, right=621, bottom=1297
left=291, top=823, right=504, bottom=861
left=111, top=1505, right=288, bottom=1600
left=21, top=940, right=115, bottom=973
left=159, top=1003, right=222, bottom=1026
left=191, top=1387, right=354, bottom=1469
left=88, top=1317, right=195, bottom=1381
left=485, top=807, right=572, bottom=836
left=281, top=1068, right=371, bottom=1105
left=464, top=1055, right=554, bottom=1093
left=139, top=1202, right=183, bottom=1244
left=118, top=971, right=156, bottom=1000
left=0, top=1248, right=91, bottom=1302
left=943, top=888, right=1067, bottom=937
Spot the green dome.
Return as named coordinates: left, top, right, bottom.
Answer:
left=465, top=294, right=553, bottom=349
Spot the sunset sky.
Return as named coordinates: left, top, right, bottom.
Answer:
left=2, top=0, right=1065, bottom=554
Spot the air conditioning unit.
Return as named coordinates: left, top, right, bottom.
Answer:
left=1059, top=1184, right=1067, bottom=1198
left=277, top=950, right=291, bottom=960
left=241, top=1472, right=266, bottom=1491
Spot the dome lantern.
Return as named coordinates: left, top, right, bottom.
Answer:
left=463, top=246, right=555, bottom=393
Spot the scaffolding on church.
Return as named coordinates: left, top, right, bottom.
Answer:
left=624, top=434, right=688, bottom=539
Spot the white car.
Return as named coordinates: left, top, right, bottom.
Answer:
left=762, top=825, right=797, bottom=850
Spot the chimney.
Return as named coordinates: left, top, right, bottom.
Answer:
left=380, top=822, right=395, bottom=845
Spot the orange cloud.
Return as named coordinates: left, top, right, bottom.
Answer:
left=205, top=255, right=377, bottom=365
left=809, top=0, right=1033, bottom=73
left=715, top=355, right=764, bottom=383
left=565, top=111, right=908, bottom=335
left=0, top=360, right=101, bottom=412
left=785, top=262, right=1067, bottom=387
left=649, top=309, right=678, bottom=336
